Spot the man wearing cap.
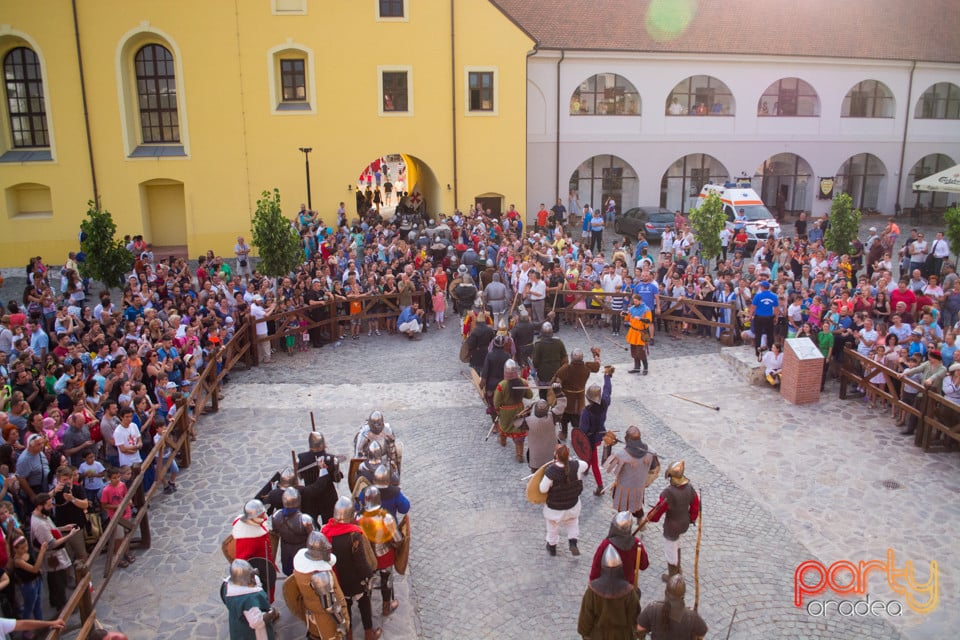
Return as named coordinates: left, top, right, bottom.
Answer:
left=645, top=461, right=700, bottom=582
left=747, top=281, right=779, bottom=356
left=15, top=433, right=49, bottom=505
left=636, top=574, right=708, bottom=640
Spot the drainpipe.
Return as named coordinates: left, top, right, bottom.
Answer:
left=896, top=61, right=917, bottom=214
left=449, top=0, right=458, bottom=211
left=72, top=0, right=99, bottom=205
left=555, top=49, right=565, bottom=204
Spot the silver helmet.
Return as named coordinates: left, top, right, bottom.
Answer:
left=366, top=440, right=383, bottom=463
left=492, top=334, right=506, bottom=348
left=486, top=259, right=494, bottom=267
left=278, top=467, right=296, bottom=489
left=519, top=307, right=529, bottom=320
left=282, top=487, right=301, bottom=509
left=308, top=431, right=326, bottom=452
left=229, top=559, right=257, bottom=587
left=571, top=348, right=584, bottom=362
left=458, top=264, right=468, bottom=274
left=332, top=496, right=355, bottom=523
left=503, top=359, right=520, bottom=377
left=305, top=531, right=332, bottom=562
left=497, top=318, right=509, bottom=332
left=373, top=464, right=391, bottom=488
left=242, top=499, right=266, bottom=524
left=611, top=511, right=632, bottom=536
left=533, top=400, right=549, bottom=418
left=540, top=322, right=553, bottom=336
left=601, top=544, right=623, bottom=569
left=368, top=411, right=385, bottom=435
left=299, top=513, right=315, bottom=532
left=363, top=486, right=382, bottom=512
left=586, top=383, right=602, bottom=404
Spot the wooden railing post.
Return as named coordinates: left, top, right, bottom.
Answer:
left=76, top=564, right=93, bottom=622
left=132, top=463, right=151, bottom=550
left=175, top=397, right=191, bottom=469
left=210, top=350, right=220, bottom=413
left=249, top=320, right=259, bottom=367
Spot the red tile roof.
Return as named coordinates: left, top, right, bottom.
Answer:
left=489, top=0, right=960, bottom=63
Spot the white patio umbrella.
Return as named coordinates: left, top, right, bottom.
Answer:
left=913, top=164, right=960, bottom=193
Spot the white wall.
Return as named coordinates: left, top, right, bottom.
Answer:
left=526, top=52, right=960, bottom=218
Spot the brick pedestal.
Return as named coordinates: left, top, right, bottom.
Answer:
left=780, top=337, right=824, bottom=404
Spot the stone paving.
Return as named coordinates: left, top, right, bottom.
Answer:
left=78, top=317, right=959, bottom=640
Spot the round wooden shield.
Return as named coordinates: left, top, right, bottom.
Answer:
left=347, top=457, right=363, bottom=492
left=571, top=428, right=592, bottom=461
left=247, top=556, right=278, bottom=602
left=525, top=462, right=551, bottom=504
left=283, top=576, right=306, bottom=622
left=394, top=515, right=411, bottom=575
left=220, top=534, right=236, bottom=563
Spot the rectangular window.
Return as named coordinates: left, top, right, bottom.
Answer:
left=382, top=71, right=408, bottom=112
left=468, top=71, right=494, bottom=111
left=272, top=0, right=307, bottom=14
left=280, top=59, right=306, bottom=101
left=379, top=0, right=405, bottom=18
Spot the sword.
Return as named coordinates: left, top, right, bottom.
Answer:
left=577, top=317, right=593, bottom=346
left=669, top=393, right=720, bottom=411
left=297, top=453, right=349, bottom=475
left=484, top=417, right=499, bottom=442
left=603, top=336, right=628, bottom=352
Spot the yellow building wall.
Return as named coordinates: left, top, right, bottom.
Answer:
left=0, top=0, right=531, bottom=268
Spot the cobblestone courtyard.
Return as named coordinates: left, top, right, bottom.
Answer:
left=82, top=317, right=959, bottom=640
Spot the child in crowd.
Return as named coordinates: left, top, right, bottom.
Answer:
left=101, top=468, right=135, bottom=568
left=79, top=450, right=105, bottom=510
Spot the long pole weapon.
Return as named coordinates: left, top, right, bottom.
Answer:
left=669, top=393, right=720, bottom=411
left=694, top=489, right=703, bottom=612
left=603, top=336, right=628, bottom=352
left=310, top=411, right=316, bottom=431
left=725, top=607, right=738, bottom=640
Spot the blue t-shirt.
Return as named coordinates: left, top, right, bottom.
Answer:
left=633, top=281, right=659, bottom=310
left=751, top=290, right=779, bottom=317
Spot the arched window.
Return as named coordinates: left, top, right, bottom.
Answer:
left=754, top=153, right=813, bottom=214
left=660, top=154, right=729, bottom=213
left=836, top=153, right=887, bottom=210
left=907, top=153, right=956, bottom=210
left=757, top=78, right=819, bottom=117
left=915, top=82, right=960, bottom=120
left=3, top=47, right=48, bottom=148
left=570, top=74, right=640, bottom=116
left=568, top=155, right=638, bottom=211
left=666, top=76, right=734, bottom=116
left=134, top=44, right=179, bottom=143
left=842, top=80, right=894, bottom=118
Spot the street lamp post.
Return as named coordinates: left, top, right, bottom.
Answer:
left=298, top=147, right=313, bottom=211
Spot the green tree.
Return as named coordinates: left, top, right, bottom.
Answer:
left=250, top=188, right=301, bottom=278
left=78, top=200, right=133, bottom=290
left=944, top=204, right=960, bottom=263
left=688, top=192, right=726, bottom=263
left=824, top=192, right=861, bottom=256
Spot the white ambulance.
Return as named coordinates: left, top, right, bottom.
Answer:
left=696, top=180, right=782, bottom=250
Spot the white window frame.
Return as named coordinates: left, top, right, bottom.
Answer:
left=378, top=65, right=413, bottom=117
left=464, top=66, right=498, bottom=117
left=374, top=0, right=409, bottom=22
left=272, top=0, right=307, bottom=16
left=267, top=42, right=316, bottom=115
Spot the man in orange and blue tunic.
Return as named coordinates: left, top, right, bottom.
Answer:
left=624, top=293, right=653, bottom=375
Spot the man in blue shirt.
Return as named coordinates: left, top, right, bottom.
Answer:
left=397, top=302, right=424, bottom=340
left=748, top=281, right=779, bottom=356
left=633, top=271, right=661, bottom=340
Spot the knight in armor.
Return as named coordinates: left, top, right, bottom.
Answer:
left=263, top=467, right=298, bottom=514
left=645, top=460, right=700, bottom=582
left=491, top=317, right=517, bottom=357
left=554, top=347, right=601, bottom=441
left=480, top=335, right=511, bottom=417
left=479, top=259, right=497, bottom=290
left=577, top=367, right=612, bottom=496
left=297, top=433, right=341, bottom=524
left=271, top=488, right=314, bottom=576
left=589, top=511, right=649, bottom=587
left=220, top=558, right=279, bottom=640
left=482, top=271, right=508, bottom=322
left=493, top=359, right=533, bottom=462
left=511, top=308, right=537, bottom=365
left=604, top=426, right=657, bottom=519
left=231, top=499, right=278, bottom=601
left=354, top=411, right=401, bottom=473
left=577, top=545, right=640, bottom=640
left=532, top=323, right=568, bottom=402
left=298, top=431, right=343, bottom=487
left=320, top=497, right=381, bottom=640
left=464, top=311, right=495, bottom=374
left=538, top=444, right=588, bottom=557
left=285, top=531, right=349, bottom=640
left=636, top=574, right=708, bottom=640
left=360, top=464, right=410, bottom=521
left=525, top=400, right=558, bottom=472
left=450, top=266, right=478, bottom=318
left=354, top=441, right=398, bottom=490
left=357, top=486, right=405, bottom=618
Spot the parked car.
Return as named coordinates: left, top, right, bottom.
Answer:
left=614, top=206, right=678, bottom=240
